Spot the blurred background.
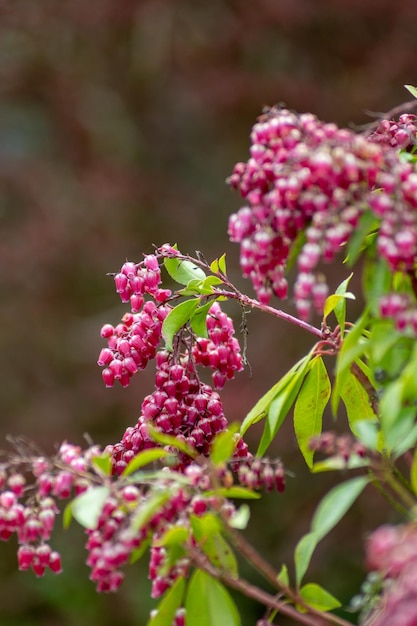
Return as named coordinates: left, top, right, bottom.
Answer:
left=0, top=0, right=415, bottom=624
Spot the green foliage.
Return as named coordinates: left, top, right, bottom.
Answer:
left=162, top=299, right=200, bottom=351
left=294, top=476, right=369, bottom=586
left=210, top=424, right=239, bottom=466
left=65, top=486, right=110, bottom=530
left=164, top=256, right=206, bottom=285
left=185, top=570, right=241, bottom=626
left=293, top=356, right=331, bottom=468
left=147, top=577, right=186, bottom=626
left=122, top=448, right=173, bottom=476
left=191, top=513, right=238, bottom=577
left=298, top=583, right=341, bottom=612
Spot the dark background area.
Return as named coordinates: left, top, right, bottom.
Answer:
left=0, top=1, right=414, bottom=624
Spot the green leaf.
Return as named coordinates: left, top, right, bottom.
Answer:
left=91, top=453, right=113, bottom=476
left=206, top=487, right=261, bottom=500
left=332, top=309, right=369, bottom=416
left=122, top=448, right=172, bottom=477
left=190, top=301, right=214, bottom=338
left=148, top=426, right=196, bottom=458
left=240, top=354, right=312, bottom=435
left=132, top=490, right=171, bottom=531
left=340, top=368, right=377, bottom=431
left=352, top=419, right=379, bottom=451
left=210, top=254, right=227, bottom=275
left=312, top=455, right=370, bottom=473
left=293, top=357, right=330, bottom=468
left=147, top=577, right=186, bottom=626
left=229, top=504, right=250, bottom=529
left=164, top=257, right=206, bottom=285
left=185, top=570, right=241, bottom=626
left=191, top=514, right=238, bottom=577
left=294, top=532, right=319, bottom=587
left=277, top=563, right=289, bottom=587
left=345, top=211, right=380, bottom=267
left=257, top=355, right=313, bottom=456
left=323, top=292, right=355, bottom=323
left=299, top=583, right=341, bottom=612
left=333, top=273, right=354, bottom=333
left=211, top=424, right=239, bottom=466
left=71, top=486, right=110, bottom=530
left=311, top=476, right=369, bottom=540
left=63, top=502, right=73, bottom=529
left=294, top=476, right=368, bottom=585
left=411, top=448, right=417, bottom=496
left=363, top=257, right=392, bottom=316
left=162, top=299, right=200, bottom=351
left=405, top=84, right=417, bottom=99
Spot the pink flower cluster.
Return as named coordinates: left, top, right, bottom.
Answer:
left=368, top=114, right=417, bottom=150
left=364, top=523, right=417, bottom=626
left=228, top=107, right=417, bottom=319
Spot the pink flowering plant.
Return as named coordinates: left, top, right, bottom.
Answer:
left=5, top=85, right=417, bottom=625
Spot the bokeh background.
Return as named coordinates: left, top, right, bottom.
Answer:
left=0, top=1, right=416, bottom=624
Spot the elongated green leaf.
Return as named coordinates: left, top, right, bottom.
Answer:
left=164, top=257, right=206, bottom=285
left=323, top=292, right=355, bottom=323
left=340, top=368, right=377, bottom=432
left=405, top=84, right=417, bottom=99
left=205, top=487, right=260, bottom=500
left=148, top=425, right=196, bottom=458
left=190, top=301, right=213, bottom=338
left=294, top=532, right=319, bottom=587
left=71, top=486, right=110, bottom=530
left=210, top=425, right=239, bottom=466
left=147, top=577, right=186, bottom=626
left=277, top=563, right=289, bottom=587
left=185, top=570, right=241, bottom=626
left=299, top=583, right=341, bottom=612
left=345, top=211, right=380, bottom=267
left=229, top=504, right=250, bottom=529
left=334, top=273, right=354, bottom=333
left=311, top=476, right=369, bottom=540
left=257, top=355, right=313, bottom=456
left=132, top=490, right=171, bottom=531
left=293, top=357, right=330, bottom=468
left=122, top=448, right=171, bottom=477
left=295, top=476, right=368, bottom=585
left=363, top=256, right=392, bottom=316
left=191, top=514, right=238, bottom=576
left=162, top=299, right=200, bottom=351
left=91, top=453, right=113, bottom=476
left=130, top=535, right=151, bottom=563
left=240, top=355, right=312, bottom=435
left=352, top=419, right=379, bottom=451
left=312, top=455, right=369, bottom=473
left=210, top=254, right=227, bottom=275
left=332, top=309, right=369, bottom=415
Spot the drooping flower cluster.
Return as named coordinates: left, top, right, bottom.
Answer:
left=228, top=107, right=417, bottom=319
left=367, top=114, right=417, bottom=151
left=363, top=523, right=417, bottom=626
left=309, top=431, right=368, bottom=462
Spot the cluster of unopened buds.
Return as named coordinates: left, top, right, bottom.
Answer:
left=228, top=107, right=417, bottom=320
left=363, top=523, right=417, bottom=625
left=378, top=292, right=417, bottom=334
left=309, top=431, right=367, bottom=462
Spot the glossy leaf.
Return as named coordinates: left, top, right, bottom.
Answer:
left=294, top=532, right=319, bottom=587
left=311, top=476, right=369, bottom=540
left=240, top=354, right=312, bottom=436
left=229, top=504, right=250, bottom=529
left=190, top=301, right=213, bottom=338
left=147, top=577, right=186, bottom=626
left=164, top=257, right=206, bottom=285
left=185, top=570, right=241, bottom=626
left=162, top=299, right=200, bottom=351
left=132, top=490, right=170, bottom=531
left=299, top=583, right=341, bottom=612
left=206, top=487, right=261, bottom=500
left=210, top=254, right=227, bottom=275
left=293, top=357, right=330, bottom=467
left=148, top=425, right=196, bottom=458
left=333, top=273, right=354, bottom=333
left=91, top=453, right=113, bottom=476
left=122, top=448, right=172, bottom=477
left=295, top=476, right=368, bottom=585
left=210, top=424, right=239, bottom=466
left=405, top=84, right=417, bottom=98
left=323, top=292, right=355, bottom=324
left=191, top=514, right=238, bottom=577
left=339, top=368, right=377, bottom=430
left=312, top=455, right=369, bottom=473
left=277, top=563, right=290, bottom=587
left=71, top=486, right=110, bottom=530
left=257, top=355, right=313, bottom=456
